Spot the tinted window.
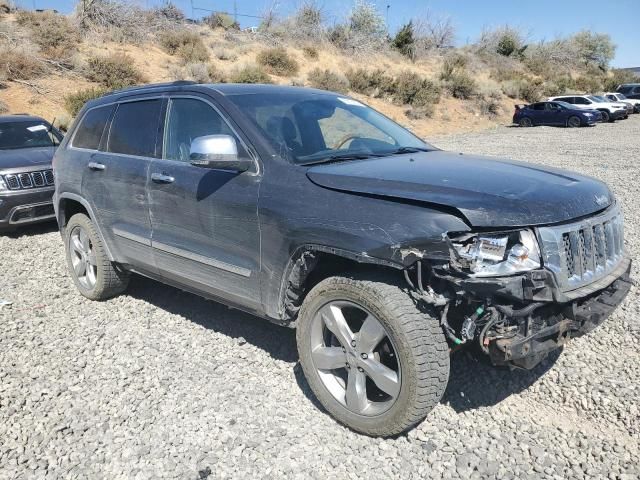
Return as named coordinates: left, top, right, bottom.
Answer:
left=531, top=103, right=545, bottom=111
left=163, top=98, right=236, bottom=162
left=73, top=106, right=113, bottom=150
left=574, top=97, right=590, bottom=105
left=545, top=102, right=561, bottom=110
left=227, top=92, right=430, bottom=164
left=0, top=120, right=62, bottom=150
left=107, top=100, right=162, bottom=157
left=555, top=97, right=572, bottom=103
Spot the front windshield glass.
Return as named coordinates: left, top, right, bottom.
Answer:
left=616, top=93, right=627, bottom=100
left=587, top=96, right=604, bottom=103
left=226, top=92, right=433, bottom=164
left=0, top=120, right=62, bottom=150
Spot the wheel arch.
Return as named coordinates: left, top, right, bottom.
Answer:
left=277, top=244, right=405, bottom=326
left=56, top=193, right=115, bottom=261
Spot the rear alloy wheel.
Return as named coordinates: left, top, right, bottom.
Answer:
left=567, top=116, right=581, bottom=128
left=65, top=213, right=129, bottom=300
left=297, top=274, right=449, bottom=436
left=519, top=117, right=533, bottom=127
left=599, top=110, right=611, bottom=122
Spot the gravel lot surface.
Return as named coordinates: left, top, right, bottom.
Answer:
left=1, top=117, right=639, bottom=479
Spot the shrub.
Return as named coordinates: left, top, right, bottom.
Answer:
left=405, top=104, right=435, bottom=120
left=159, top=30, right=209, bottom=63
left=603, top=69, right=638, bottom=92
left=153, top=2, right=185, bottom=22
left=571, top=31, right=615, bottom=70
left=446, top=72, right=478, bottom=99
left=288, top=2, right=324, bottom=41
left=257, top=48, right=299, bottom=76
left=0, top=99, right=8, bottom=114
left=0, top=50, right=44, bottom=80
left=476, top=92, right=502, bottom=117
left=392, top=21, right=416, bottom=60
left=393, top=71, right=440, bottom=107
left=308, top=68, right=349, bottom=93
left=302, top=45, right=319, bottom=60
left=16, top=11, right=80, bottom=59
left=440, top=53, right=467, bottom=81
left=330, top=1, right=387, bottom=52
left=207, top=64, right=227, bottom=83
left=574, top=75, right=603, bottom=93
left=229, top=65, right=272, bottom=84
left=203, top=12, right=239, bottom=30
left=85, top=53, right=146, bottom=89
left=345, top=68, right=395, bottom=97
left=64, top=88, right=107, bottom=116
left=214, top=49, right=237, bottom=61
left=519, top=80, right=542, bottom=103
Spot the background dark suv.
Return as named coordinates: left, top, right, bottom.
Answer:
left=53, top=82, right=630, bottom=437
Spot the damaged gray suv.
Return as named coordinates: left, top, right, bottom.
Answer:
left=53, top=83, right=631, bottom=436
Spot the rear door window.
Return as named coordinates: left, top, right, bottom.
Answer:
left=107, top=99, right=163, bottom=158
left=73, top=105, right=114, bottom=150
left=531, top=103, right=545, bottom=110
left=574, top=97, right=590, bottom=105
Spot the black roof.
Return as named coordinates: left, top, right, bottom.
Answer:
left=0, top=114, right=48, bottom=124
left=85, top=82, right=341, bottom=109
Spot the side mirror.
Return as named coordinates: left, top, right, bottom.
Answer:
left=189, top=135, right=252, bottom=172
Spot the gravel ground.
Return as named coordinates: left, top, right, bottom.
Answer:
left=1, top=117, right=639, bottom=480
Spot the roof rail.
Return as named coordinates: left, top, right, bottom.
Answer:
left=103, top=81, right=197, bottom=97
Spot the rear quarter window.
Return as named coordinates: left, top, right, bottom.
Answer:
left=72, top=105, right=114, bottom=150
left=107, top=99, right=163, bottom=158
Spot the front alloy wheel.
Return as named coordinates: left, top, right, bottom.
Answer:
left=310, top=300, right=401, bottom=416
left=297, top=274, right=449, bottom=436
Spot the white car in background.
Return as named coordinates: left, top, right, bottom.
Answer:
left=548, top=95, right=628, bottom=122
left=604, top=92, right=640, bottom=113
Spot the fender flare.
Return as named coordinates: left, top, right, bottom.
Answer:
left=56, top=192, right=115, bottom=261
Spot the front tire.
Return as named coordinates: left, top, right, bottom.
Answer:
left=296, top=274, right=450, bottom=436
left=599, top=110, right=611, bottom=123
left=64, top=213, right=129, bottom=300
left=567, top=116, right=581, bottom=128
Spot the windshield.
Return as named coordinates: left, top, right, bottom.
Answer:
left=615, top=93, right=627, bottom=100
left=587, top=96, right=604, bottom=103
left=226, top=92, right=433, bottom=164
left=0, top=120, right=62, bottom=150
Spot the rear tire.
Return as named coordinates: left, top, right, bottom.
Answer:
left=296, top=273, right=450, bottom=437
left=64, top=213, right=129, bottom=300
left=599, top=110, right=611, bottom=123
left=519, top=117, right=533, bottom=127
left=567, top=116, right=581, bottom=128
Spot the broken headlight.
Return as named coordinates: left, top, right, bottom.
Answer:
left=451, top=230, right=541, bottom=277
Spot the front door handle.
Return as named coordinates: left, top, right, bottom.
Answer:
left=151, top=173, right=175, bottom=184
left=88, top=162, right=105, bottom=171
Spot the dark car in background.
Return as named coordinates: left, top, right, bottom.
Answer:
left=513, top=101, right=601, bottom=127
left=0, top=115, right=62, bottom=232
left=52, top=82, right=631, bottom=436
left=617, top=83, right=640, bottom=100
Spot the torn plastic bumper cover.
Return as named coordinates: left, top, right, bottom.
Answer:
left=489, top=264, right=632, bottom=369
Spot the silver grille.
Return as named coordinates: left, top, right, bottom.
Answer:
left=2, top=169, right=54, bottom=191
left=537, top=205, right=624, bottom=291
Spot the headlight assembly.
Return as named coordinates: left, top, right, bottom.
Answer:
left=451, top=230, right=541, bottom=277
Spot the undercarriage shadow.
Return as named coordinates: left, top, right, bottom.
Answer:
left=125, top=274, right=561, bottom=415
left=125, top=274, right=298, bottom=364
left=442, top=348, right=562, bottom=412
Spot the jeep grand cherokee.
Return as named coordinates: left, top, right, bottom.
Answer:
left=52, top=82, right=631, bottom=437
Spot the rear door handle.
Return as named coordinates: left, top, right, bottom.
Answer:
left=151, top=173, right=175, bottom=184
left=88, top=162, right=105, bottom=171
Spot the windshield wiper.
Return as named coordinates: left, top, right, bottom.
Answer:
left=382, top=146, right=431, bottom=156
left=299, top=152, right=379, bottom=166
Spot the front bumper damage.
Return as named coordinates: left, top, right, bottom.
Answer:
left=489, top=264, right=632, bottom=369
left=429, top=254, right=632, bottom=369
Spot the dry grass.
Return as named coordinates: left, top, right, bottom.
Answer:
left=16, top=11, right=80, bottom=60
left=257, top=48, right=299, bottom=76
left=308, top=68, right=349, bottom=93
left=0, top=49, right=44, bottom=81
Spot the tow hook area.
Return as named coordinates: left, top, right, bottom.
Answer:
left=490, top=319, right=573, bottom=369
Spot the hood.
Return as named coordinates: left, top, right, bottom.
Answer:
left=306, top=151, right=613, bottom=228
left=0, top=146, right=56, bottom=171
